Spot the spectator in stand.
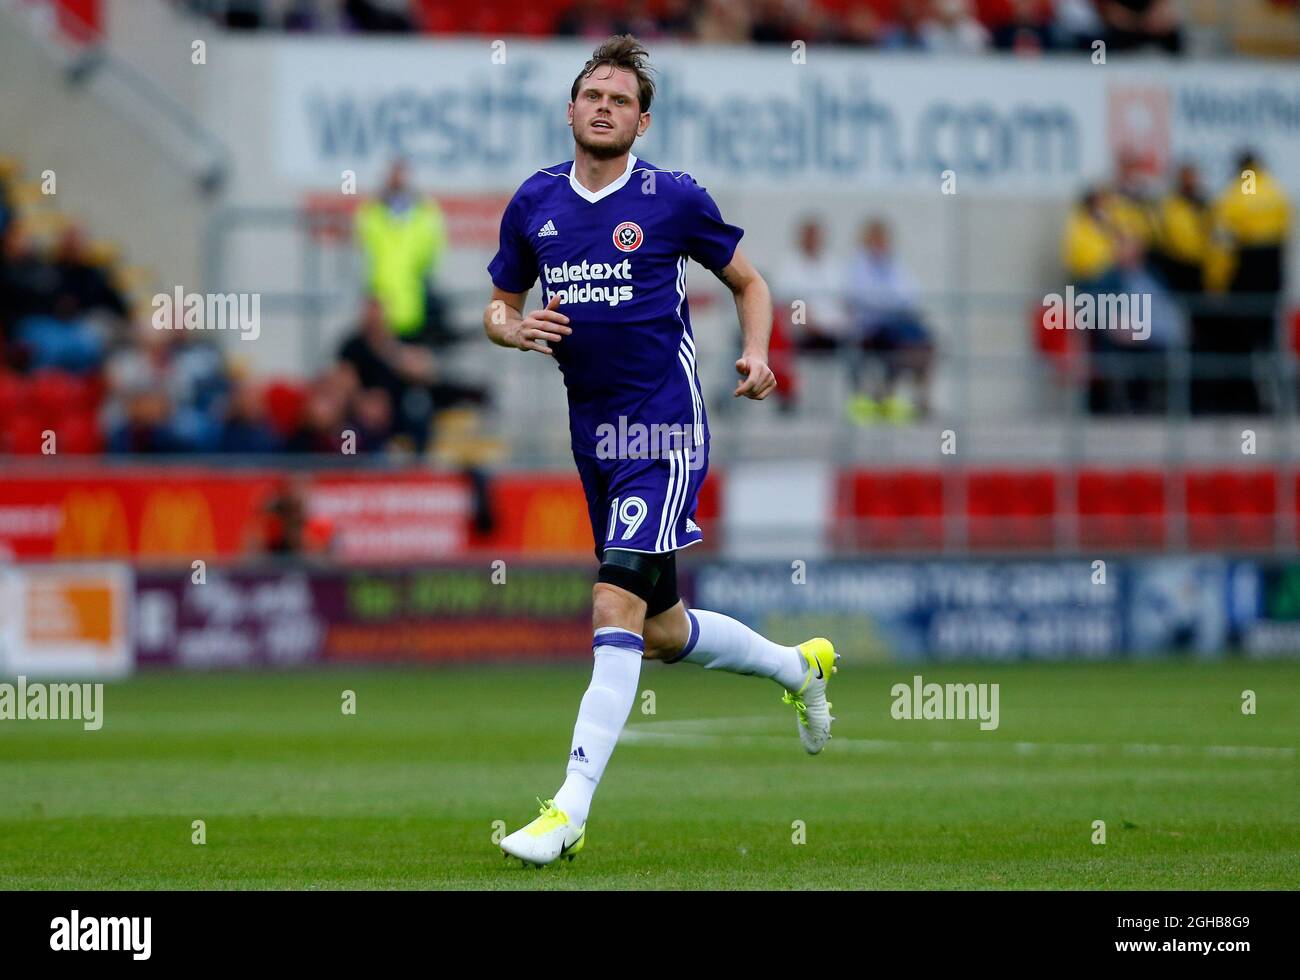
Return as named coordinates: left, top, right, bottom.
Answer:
left=284, top=0, right=347, bottom=32
left=1105, top=149, right=1159, bottom=250
left=356, top=159, right=449, bottom=343
left=878, top=0, right=929, bottom=49
left=102, top=313, right=229, bottom=452
left=1203, top=149, right=1292, bottom=414
left=692, top=0, right=753, bottom=43
left=655, top=0, right=695, bottom=36
left=1052, top=0, right=1105, bottom=50
left=1153, top=161, right=1210, bottom=296
left=835, top=4, right=884, bottom=46
left=1152, top=162, right=1217, bottom=412
left=8, top=226, right=124, bottom=374
left=1088, top=234, right=1186, bottom=414
left=555, top=0, right=620, bottom=39
left=337, top=296, right=488, bottom=453
left=750, top=0, right=795, bottom=44
left=0, top=224, right=61, bottom=353
left=1061, top=186, right=1117, bottom=290
left=284, top=371, right=387, bottom=453
left=52, top=227, right=128, bottom=322
left=919, top=0, right=991, bottom=53
left=614, top=0, right=670, bottom=41
left=843, top=218, right=935, bottom=423
left=337, top=295, right=434, bottom=452
left=15, top=292, right=106, bottom=375
left=1097, top=0, right=1182, bottom=53
left=219, top=0, right=266, bottom=29
left=773, top=217, right=852, bottom=353
left=343, top=0, right=414, bottom=32
left=217, top=372, right=282, bottom=453
left=991, top=0, right=1056, bottom=54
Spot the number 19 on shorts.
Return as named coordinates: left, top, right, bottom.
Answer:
left=607, top=496, right=648, bottom=542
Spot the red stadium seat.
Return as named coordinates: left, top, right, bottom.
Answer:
left=841, top=469, right=944, bottom=551
left=29, top=370, right=97, bottom=422
left=55, top=411, right=103, bottom=454
left=264, top=380, right=308, bottom=438
left=1031, top=300, right=1084, bottom=381
left=1078, top=469, right=1167, bottom=549
left=5, top=413, right=47, bottom=455
left=967, top=469, right=1056, bottom=550
left=0, top=371, right=26, bottom=420
left=1185, top=469, right=1276, bottom=550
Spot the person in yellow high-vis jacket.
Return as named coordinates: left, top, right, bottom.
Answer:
left=1204, top=150, right=1291, bottom=413
left=356, top=160, right=449, bottom=340
left=1061, top=187, right=1117, bottom=286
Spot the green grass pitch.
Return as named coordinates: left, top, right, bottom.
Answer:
left=1, top=660, right=1297, bottom=889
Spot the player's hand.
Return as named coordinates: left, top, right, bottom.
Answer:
left=514, top=293, right=571, bottom=355
left=733, top=353, right=776, bottom=399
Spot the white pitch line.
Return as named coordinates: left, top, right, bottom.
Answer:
left=621, top=722, right=1296, bottom=761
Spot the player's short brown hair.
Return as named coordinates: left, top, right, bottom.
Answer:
left=570, top=35, right=656, bottom=113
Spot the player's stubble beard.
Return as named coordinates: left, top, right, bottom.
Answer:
left=573, top=124, right=637, bottom=161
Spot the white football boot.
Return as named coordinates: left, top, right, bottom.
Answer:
left=500, top=799, right=586, bottom=868
left=781, top=637, right=839, bottom=754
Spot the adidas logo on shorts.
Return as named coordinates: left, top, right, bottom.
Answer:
left=537, top=219, right=558, bottom=238
left=686, top=518, right=700, bottom=533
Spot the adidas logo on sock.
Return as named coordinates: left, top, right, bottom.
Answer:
left=570, top=746, right=588, bottom=762
left=537, top=219, right=558, bottom=237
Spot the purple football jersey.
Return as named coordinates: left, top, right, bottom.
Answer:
left=488, top=154, right=743, bottom=457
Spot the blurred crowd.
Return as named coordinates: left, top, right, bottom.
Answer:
left=1059, top=149, right=1292, bottom=415
left=171, top=0, right=1189, bottom=54
left=0, top=156, right=485, bottom=456
left=771, top=215, right=935, bottom=424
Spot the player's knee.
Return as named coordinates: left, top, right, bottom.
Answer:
left=591, top=582, right=640, bottom=626
left=594, top=551, right=660, bottom=615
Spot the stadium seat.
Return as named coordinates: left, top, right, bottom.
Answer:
left=30, top=370, right=84, bottom=421
left=967, top=469, right=1056, bottom=550
left=1077, top=469, right=1167, bottom=549
left=841, top=469, right=944, bottom=551
left=1031, top=299, right=1084, bottom=381
left=5, top=413, right=47, bottom=455
left=264, top=380, right=308, bottom=438
left=55, top=411, right=103, bottom=454
left=0, top=371, right=26, bottom=420
left=1185, top=469, right=1277, bottom=550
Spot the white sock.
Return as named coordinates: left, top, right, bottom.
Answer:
left=552, top=627, right=643, bottom=828
left=672, top=609, right=807, bottom=691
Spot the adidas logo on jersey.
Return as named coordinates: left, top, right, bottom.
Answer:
left=537, top=219, right=558, bottom=238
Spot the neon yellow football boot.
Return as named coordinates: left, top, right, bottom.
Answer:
left=500, top=798, right=586, bottom=867
left=782, top=638, right=839, bottom=754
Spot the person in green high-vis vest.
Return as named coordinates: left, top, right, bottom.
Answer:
left=356, top=160, right=449, bottom=340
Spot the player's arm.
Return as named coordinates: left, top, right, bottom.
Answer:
left=482, top=287, right=571, bottom=356
left=712, top=247, right=777, bottom=400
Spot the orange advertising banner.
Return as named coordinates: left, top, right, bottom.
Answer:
left=0, top=471, right=281, bottom=561
left=0, top=467, right=723, bottom=562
